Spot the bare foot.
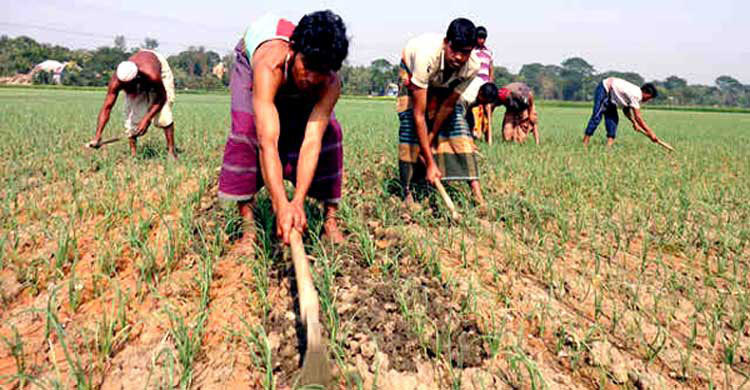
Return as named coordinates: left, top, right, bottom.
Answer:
left=403, top=193, right=423, bottom=213
left=475, top=203, right=490, bottom=218
left=231, top=231, right=256, bottom=259
left=322, top=218, right=345, bottom=244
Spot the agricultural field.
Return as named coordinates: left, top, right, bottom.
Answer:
left=1, top=87, right=749, bottom=389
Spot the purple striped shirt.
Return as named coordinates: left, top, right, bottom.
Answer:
left=474, top=46, right=493, bottom=82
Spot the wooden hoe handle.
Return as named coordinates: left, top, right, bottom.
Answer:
left=434, top=180, right=461, bottom=221
left=289, top=229, right=331, bottom=386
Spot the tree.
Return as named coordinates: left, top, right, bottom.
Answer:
left=560, top=57, right=596, bottom=101
left=715, top=76, right=744, bottom=106
left=143, top=38, right=159, bottom=50
left=716, top=75, right=742, bottom=92
left=664, top=76, right=687, bottom=90
left=598, top=71, right=645, bottom=86
left=84, top=46, right=130, bottom=85
left=221, top=53, right=235, bottom=86
left=167, top=47, right=225, bottom=90
left=492, top=66, right=515, bottom=87
left=561, top=57, right=595, bottom=77
left=519, top=63, right=563, bottom=100
left=340, top=64, right=371, bottom=95
left=0, top=35, right=71, bottom=76
left=654, top=76, right=689, bottom=105
left=114, top=35, right=127, bottom=52
left=368, top=58, right=397, bottom=95
left=168, top=46, right=221, bottom=77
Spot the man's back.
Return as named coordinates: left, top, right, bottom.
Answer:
left=604, top=77, right=642, bottom=109
left=128, top=51, right=162, bottom=81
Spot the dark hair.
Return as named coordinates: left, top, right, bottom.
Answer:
left=290, top=10, right=349, bottom=72
left=478, top=82, right=498, bottom=102
left=476, top=26, right=488, bottom=39
left=641, top=83, right=658, bottom=98
left=445, top=18, right=476, bottom=49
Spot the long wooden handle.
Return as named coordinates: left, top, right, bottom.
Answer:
left=656, top=139, right=675, bottom=152
left=434, top=180, right=460, bottom=221
left=86, top=137, right=121, bottom=149
left=99, top=137, right=122, bottom=146
left=289, top=230, right=331, bottom=386
left=289, top=230, right=322, bottom=344
left=635, top=127, right=675, bottom=152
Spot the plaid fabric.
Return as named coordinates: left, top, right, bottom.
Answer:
left=398, top=104, right=479, bottom=189
left=218, top=40, right=343, bottom=203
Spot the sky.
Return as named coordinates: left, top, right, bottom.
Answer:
left=2, top=0, right=749, bottom=85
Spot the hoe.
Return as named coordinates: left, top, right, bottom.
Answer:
left=85, top=137, right=122, bottom=148
left=434, top=180, right=461, bottom=221
left=289, top=229, right=332, bottom=387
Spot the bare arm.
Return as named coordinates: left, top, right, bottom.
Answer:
left=528, top=97, right=539, bottom=145
left=253, top=62, right=287, bottom=215
left=292, top=76, right=340, bottom=205
left=623, top=107, right=639, bottom=130
left=92, top=76, right=121, bottom=143
left=624, top=107, right=658, bottom=142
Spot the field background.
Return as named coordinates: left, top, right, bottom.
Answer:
left=1, top=88, right=749, bottom=389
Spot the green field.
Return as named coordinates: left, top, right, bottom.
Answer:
left=1, top=88, right=749, bottom=389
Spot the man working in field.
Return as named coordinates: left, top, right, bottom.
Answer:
left=583, top=77, right=660, bottom=147
left=218, top=11, right=348, bottom=252
left=460, top=79, right=499, bottom=144
left=470, top=26, right=494, bottom=142
left=498, top=82, right=540, bottom=145
left=398, top=18, right=485, bottom=206
left=470, top=26, right=495, bottom=144
left=87, top=50, right=177, bottom=159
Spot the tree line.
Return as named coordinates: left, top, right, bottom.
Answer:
left=341, top=56, right=750, bottom=108
left=0, top=35, right=231, bottom=90
left=2, top=35, right=749, bottom=108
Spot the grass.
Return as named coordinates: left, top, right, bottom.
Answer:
left=0, top=88, right=749, bottom=388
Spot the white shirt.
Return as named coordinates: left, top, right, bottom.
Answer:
left=401, top=33, right=480, bottom=95
left=459, top=77, right=486, bottom=109
left=603, top=77, right=643, bottom=109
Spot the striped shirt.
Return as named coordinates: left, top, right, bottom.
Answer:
left=473, top=45, right=493, bottom=82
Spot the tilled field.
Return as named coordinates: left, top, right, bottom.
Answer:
left=1, top=89, right=749, bottom=389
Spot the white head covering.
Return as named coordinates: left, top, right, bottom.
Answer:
left=116, top=61, right=138, bottom=82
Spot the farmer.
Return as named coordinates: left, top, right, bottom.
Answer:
left=460, top=79, right=499, bottom=143
left=87, top=50, right=177, bottom=159
left=470, top=26, right=494, bottom=142
left=397, top=18, right=485, bottom=206
left=583, top=77, right=659, bottom=147
left=498, top=82, right=539, bottom=145
left=217, top=11, right=348, bottom=253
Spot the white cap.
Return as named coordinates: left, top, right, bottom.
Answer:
left=116, top=61, right=138, bottom=82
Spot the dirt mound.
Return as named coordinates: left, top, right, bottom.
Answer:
left=254, top=228, right=491, bottom=388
